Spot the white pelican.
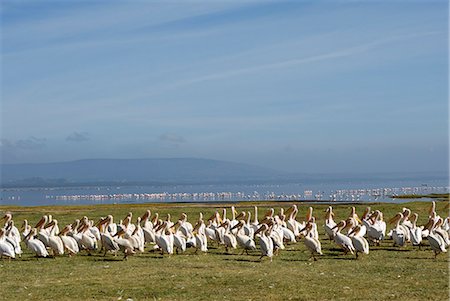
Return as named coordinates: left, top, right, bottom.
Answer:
left=409, top=213, right=422, bottom=247
left=178, top=213, right=194, bottom=239
left=286, top=206, right=300, bottom=237
left=242, top=211, right=255, bottom=238
left=2, top=213, right=21, bottom=245
left=204, top=220, right=218, bottom=242
left=58, top=225, right=79, bottom=256
left=98, top=218, right=120, bottom=256
left=433, top=218, right=450, bottom=247
left=4, top=221, right=22, bottom=257
left=192, top=219, right=208, bottom=253
left=254, top=224, right=274, bottom=262
left=35, top=215, right=50, bottom=247
left=300, top=222, right=322, bottom=261
left=0, top=228, right=15, bottom=259
left=348, top=225, right=369, bottom=259
left=47, top=220, right=65, bottom=256
left=366, top=210, right=386, bottom=245
left=80, top=223, right=98, bottom=255
left=113, top=229, right=136, bottom=260
left=250, top=206, right=260, bottom=233
left=219, top=220, right=237, bottom=253
left=332, top=220, right=355, bottom=255
left=170, top=221, right=187, bottom=254
left=425, top=217, right=447, bottom=259
left=154, top=221, right=174, bottom=255
left=141, top=210, right=152, bottom=230
left=24, top=228, right=48, bottom=258
left=324, top=206, right=337, bottom=241
left=230, top=220, right=256, bottom=254
left=389, top=213, right=407, bottom=247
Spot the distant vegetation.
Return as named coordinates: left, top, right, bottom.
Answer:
left=392, top=193, right=449, bottom=200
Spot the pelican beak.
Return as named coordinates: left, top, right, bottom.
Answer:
left=44, top=220, right=55, bottom=229
left=388, top=215, right=400, bottom=225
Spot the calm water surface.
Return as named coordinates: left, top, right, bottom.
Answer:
left=1, top=178, right=448, bottom=206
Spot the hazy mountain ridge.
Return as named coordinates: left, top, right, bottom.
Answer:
left=0, top=158, right=284, bottom=187
left=1, top=158, right=447, bottom=188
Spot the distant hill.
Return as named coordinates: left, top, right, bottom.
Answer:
left=0, top=158, right=284, bottom=187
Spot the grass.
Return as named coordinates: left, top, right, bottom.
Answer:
left=0, top=200, right=449, bottom=301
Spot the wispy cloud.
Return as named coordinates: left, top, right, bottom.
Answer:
left=159, top=133, right=186, bottom=144
left=159, top=30, right=443, bottom=90
left=66, top=131, right=90, bottom=142
left=1, top=136, right=47, bottom=150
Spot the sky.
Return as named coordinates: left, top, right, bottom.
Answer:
left=0, top=0, right=448, bottom=173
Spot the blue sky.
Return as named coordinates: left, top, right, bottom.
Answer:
left=1, top=0, right=448, bottom=173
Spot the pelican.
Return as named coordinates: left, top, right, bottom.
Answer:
left=300, top=222, right=322, bottom=261
left=2, top=213, right=21, bottom=245
left=324, top=206, right=337, bottom=241
left=47, top=220, right=65, bottom=256
left=113, top=229, right=136, bottom=260
left=35, top=215, right=50, bottom=247
left=250, top=206, right=260, bottom=233
left=254, top=224, right=274, bottom=261
left=366, top=210, right=386, bottom=245
left=192, top=219, right=208, bottom=253
left=154, top=221, right=174, bottom=255
left=332, top=220, right=355, bottom=255
left=23, top=228, right=48, bottom=258
left=242, top=211, right=254, bottom=238
left=58, top=225, right=79, bottom=256
left=425, top=217, right=447, bottom=259
left=80, top=223, right=98, bottom=255
left=230, top=220, right=256, bottom=254
left=409, top=213, right=422, bottom=247
left=170, top=221, right=187, bottom=254
left=4, top=221, right=22, bottom=257
left=0, top=228, right=15, bottom=259
left=389, top=213, right=407, bottom=247
left=286, top=206, right=300, bottom=237
left=348, top=225, right=369, bottom=259
left=219, top=220, right=237, bottom=253
left=98, top=218, right=120, bottom=256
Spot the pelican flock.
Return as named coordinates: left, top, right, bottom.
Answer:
left=0, top=201, right=448, bottom=261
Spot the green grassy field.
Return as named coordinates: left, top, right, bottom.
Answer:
left=0, top=201, right=448, bottom=301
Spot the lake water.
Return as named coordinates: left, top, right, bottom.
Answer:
left=1, top=177, right=448, bottom=206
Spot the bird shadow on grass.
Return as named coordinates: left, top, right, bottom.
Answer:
left=223, top=257, right=261, bottom=263
left=15, top=256, right=54, bottom=262
left=94, top=257, right=124, bottom=262
left=320, top=256, right=355, bottom=261
left=382, top=247, right=413, bottom=252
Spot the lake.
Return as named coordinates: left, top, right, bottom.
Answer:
left=1, top=177, right=448, bottom=206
